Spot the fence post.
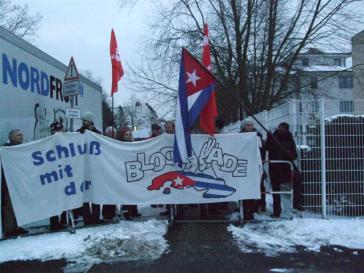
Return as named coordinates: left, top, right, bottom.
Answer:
left=320, top=100, right=327, bottom=219
left=263, top=110, right=268, bottom=138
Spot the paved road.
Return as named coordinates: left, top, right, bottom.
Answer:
left=1, top=206, right=363, bottom=273
left=87, top=221, right=363, bottom=273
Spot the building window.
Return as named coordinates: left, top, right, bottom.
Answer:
left=302, top=58, right=309, bottom=66
left=339, top=76, right=353, bottom=88
left=310, top=76, right=318, bottom=89
left=334, top=58, right=341, bottom=66
left=340, top=101, right=354, bottom=113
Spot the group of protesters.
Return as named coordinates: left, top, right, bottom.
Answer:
left=1, top=112, right=304, bottom=237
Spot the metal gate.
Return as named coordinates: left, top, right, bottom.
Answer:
left=254, top=99, right=364, bottom=218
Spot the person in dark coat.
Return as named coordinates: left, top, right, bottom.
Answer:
left=1, top=129, right=28, bottom=237
left=264, top=122, right=297, bottom=218
left=239, top=118, right=265, bottom=220
left=76, top=111, right=103, bottom=225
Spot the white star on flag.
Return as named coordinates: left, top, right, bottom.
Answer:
left=186, top=69, right=201, bottom=87
left=174, top=176, right=184, bottom=187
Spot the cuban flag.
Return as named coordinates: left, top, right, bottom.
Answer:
left=174, top=48, right=216, bottom=164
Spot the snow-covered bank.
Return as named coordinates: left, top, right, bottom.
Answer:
left=0, top=219, right=169, bottom=264
left=229, top=218, right=364, bottom=256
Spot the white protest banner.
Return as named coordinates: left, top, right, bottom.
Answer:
left=0, top=131, right=262, bottom=226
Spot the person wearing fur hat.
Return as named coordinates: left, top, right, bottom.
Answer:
left=76, top=111, right=102, bottom=225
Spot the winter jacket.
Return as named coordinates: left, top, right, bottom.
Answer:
left=264, top=130, right=297, bottom=183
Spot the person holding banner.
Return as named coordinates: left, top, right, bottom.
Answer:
left=159, top=121, right=185, bottom=218
left=239, top=118, right=265, bottom=221
left=149, top=124, right=164, bottom=209
left=48, top=122, right=68, bottom=230
left=120, top=127, right=141, bottom=219
left=102, top=126, right=118, bottom=222
left=1, top=129, right=28, bottom=237
left=76, top=111, right=103, bottom=225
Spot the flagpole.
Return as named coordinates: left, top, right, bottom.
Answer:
left=112, top=94, right=114, bottom=131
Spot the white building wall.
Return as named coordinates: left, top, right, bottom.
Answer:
left=295, top=54, right=350, bottom=68
left=352, top=30, right=364, bottom=100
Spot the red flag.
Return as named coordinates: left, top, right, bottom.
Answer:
left=200, top=23, right=218, bottom=135
left=110, top=29, right=124, bottom=95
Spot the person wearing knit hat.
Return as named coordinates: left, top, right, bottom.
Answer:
left=81, top=111, right=94, bottom=124
left=240, top=117, right=254, bottom=132
left=77, top=111, right=100, bottom=135
left=239, top=117, right=266, bottom=220
left=104, top=126, right=117, bottom=139
left=49, top=122, right=67, bottom=230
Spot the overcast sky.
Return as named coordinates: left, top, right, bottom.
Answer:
left=16, top=0, right=153, bottom=107
left=15, top=0, right=364, bottom=109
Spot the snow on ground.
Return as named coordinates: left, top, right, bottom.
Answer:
left=229, top=217, right=364, bottom=256
left=0, top=219, right=169, bottom=267
left=229, top=194, right=364, bottom=256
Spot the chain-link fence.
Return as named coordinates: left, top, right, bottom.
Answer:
left=254, top=100, right=364, bottom=218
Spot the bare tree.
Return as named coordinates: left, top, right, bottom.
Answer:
left=122, top=0, right=363, bottom=122
left=0, top=0, right=42, bottom=41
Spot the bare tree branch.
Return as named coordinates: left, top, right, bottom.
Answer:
left=0, top=0, right=42, bottom=41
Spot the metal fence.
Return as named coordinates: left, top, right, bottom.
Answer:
left=254, top=99, right=364, bottom=218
